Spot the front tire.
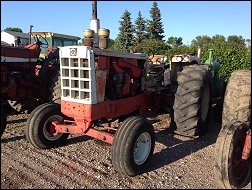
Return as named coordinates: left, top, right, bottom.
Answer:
left=111, top=116, right=155, bottom=176
left=25, top=102, right=69, bottom=149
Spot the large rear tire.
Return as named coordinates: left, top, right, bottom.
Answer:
left=1, top=100, right=8, bottom=137
left=172, top=64, right=213, bottom=137
left=25, top=102, right=69, bottom=149
left=1, top=113, right=7, bottom=137
left=7, top=99, right=41, bottom=114
left=221, top=70, right=251, bottom=128
left=214, top=122, right=251, bottom=189
left=49, top=68, right=61, bottom=104
left=111, top=116, right=155, bottom=176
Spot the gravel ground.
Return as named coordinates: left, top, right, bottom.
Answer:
left=1, top=110, right=251, bottom=189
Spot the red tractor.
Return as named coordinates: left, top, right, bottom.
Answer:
left=1, top=36, right=61, bottom=136
left=24, top=27, right=221, bottom=176
left=25, top=1, right=226, bottom=176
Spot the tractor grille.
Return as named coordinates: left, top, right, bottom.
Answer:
left=59, top=46, right=97, bottom=104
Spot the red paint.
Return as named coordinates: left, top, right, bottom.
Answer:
left=54, top=91, right=172, bottom=140
left=95, top=70, right=107, bottom=103
left=117, top=58, right=142, bottom=78
left=61, top=93, right=148, bottom=120
left=1, top=43, right=40, bottom=59
left=86, top=128, right=114, bottom=144
left=242, top=129, right=251, bottom=160
left=96, top=56, right=109, bottom=70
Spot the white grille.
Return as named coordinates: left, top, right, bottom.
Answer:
left=59, top=46, right=97, bottom=104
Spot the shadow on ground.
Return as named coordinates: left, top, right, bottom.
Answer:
left=146, top=119, right=222, bottom=173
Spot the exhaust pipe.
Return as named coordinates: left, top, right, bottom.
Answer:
left=83, top=1, right=109, bottom=49
left=90, top=1, right=100, bottom=47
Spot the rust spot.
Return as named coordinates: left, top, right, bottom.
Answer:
left=95, top=70, right=107, bottom=103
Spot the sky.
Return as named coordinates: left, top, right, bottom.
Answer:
left=1, top=1, right=251, bottom=45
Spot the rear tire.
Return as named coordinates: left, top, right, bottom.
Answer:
left=1, top=113, right=7, bottom=137
left=214, top=122, right=251, bottom=189
left=111, top=116, right=155, bottom=176
left=7, top=99, right=41, bottom=114
left=49, top=68, right=61, bottom=104
left=25, top=102, right=69, bottom=149
left=221, top=70, right=251, bottom=128
left=214, top=69, right=251, bottom=189
left=172, top=64, right=213, bottom=137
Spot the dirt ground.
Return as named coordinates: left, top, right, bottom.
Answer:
left=1, top=110, right=251, bottom=189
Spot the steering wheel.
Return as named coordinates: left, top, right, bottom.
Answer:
left=33, top=35, right=49, bottom=48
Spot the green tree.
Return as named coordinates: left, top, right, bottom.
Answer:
left=211, top=34, right=225, bottom=44
left=191, top=35, right=211, bottom=48
left=191, top=35, right=251, bottom=81
left=110, top=36, right=127, bottom=52
left=166, top=36, right=183, bottom=48
left=134, top=11, right=147, bottom=43
left=146, top=1, right=165, bottom=41
left=108, top=38, right=115, bottom=50
left=132, top=39, right=169, bottom=55
left=227, top=35, right=245, bottom=46
left=4, top=27, right=23, bottom=33
left=166, top=45, right=196, bottom=59
left=115, top=9, right=135, bottom=52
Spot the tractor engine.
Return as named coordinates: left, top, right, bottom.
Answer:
left=106, top=58, right=142, bottom=100
left=145, top=55, right=170, bottom=90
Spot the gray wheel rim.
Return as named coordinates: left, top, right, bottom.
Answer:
left=201, top=83, right=210, bottom=121
left=133, top=132, right=151, bottom=165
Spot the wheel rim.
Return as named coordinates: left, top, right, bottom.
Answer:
left=200, top=83, right=210, bottom=121
left=133, top=132, right=151, bottom=165
left=43, top=115, right=63, bottom=140
left=231, top=131, right=250, bottom=184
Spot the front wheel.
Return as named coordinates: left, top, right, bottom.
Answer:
left=25, top=102, right=69, bottom=149
left=111, top=116, right=155, bottom=176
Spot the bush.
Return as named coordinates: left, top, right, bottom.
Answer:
left=132, top=39, right=169, bottom=55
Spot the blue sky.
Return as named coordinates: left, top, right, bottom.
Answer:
left=1, top=1, right=251, bottom=45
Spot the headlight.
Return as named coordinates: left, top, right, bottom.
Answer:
left=183, top=55, right=189, bottom=62
left=176, top=56, right=183, bottom=62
